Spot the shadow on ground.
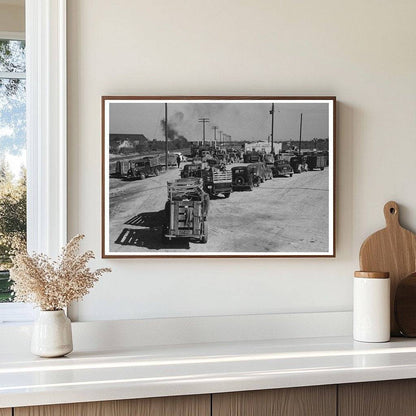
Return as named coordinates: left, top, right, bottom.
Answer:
left=114, top=210, right=190, bottom=250
left=125, top=210, right=166, bottom=227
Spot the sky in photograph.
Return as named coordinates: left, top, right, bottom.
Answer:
left=109, top=102, right=329, bottom=142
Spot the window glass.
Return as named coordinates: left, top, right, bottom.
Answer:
left=0, top=39, right=26, bottom=73
left=0, top=39, right=26, bottom=303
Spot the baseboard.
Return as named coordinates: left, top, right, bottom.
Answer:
left=0, top=311, right=352, bottom=353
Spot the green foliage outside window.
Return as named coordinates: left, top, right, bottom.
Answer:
left=0, top=161, right=26, bottom=302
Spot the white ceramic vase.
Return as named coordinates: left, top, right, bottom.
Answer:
left=31, top=310, right=73, bottom=358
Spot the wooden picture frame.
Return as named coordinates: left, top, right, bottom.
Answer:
left=102, top=96, right=336, bottom=258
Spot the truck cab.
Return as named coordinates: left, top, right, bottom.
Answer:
left=180, top=163, right=203, bottom=179
left=202, top=167, right=232, bottom=198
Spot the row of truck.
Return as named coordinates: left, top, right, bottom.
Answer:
left=163, top=150, right=328, bottom=245
left=110, top=154, right=177, bottom=180
left=110, top=148, right=328, bottom=245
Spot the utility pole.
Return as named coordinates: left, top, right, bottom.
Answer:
left=299, top=113, right=303, bottom=154
left=164, top=103, right=168, bottom=170
left=198, top=117, right=210, bottom=145
left=270, top=103, right=274, bottom=154
left=219, top=131, right=222, bottom=148
left=212, top=126, right=218, bottom=148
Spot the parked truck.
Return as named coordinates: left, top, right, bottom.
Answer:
left=160, top=153, right=179, bottom=168
left=163, top=178, right=209, bottom=244
left=180, top=163, right=203, bottom=179
left=202, top=167, right=233, bottom=198
left=110, top=160, right=129, bottom=178
left=125, top=156, right=163, bottom=180
left=243, top=151, right=263, bottom=163
left=305, top=153, right=327, bottom=170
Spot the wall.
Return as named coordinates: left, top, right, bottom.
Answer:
left=0, top=3, right=24, bottom=33
left=67, top=0, right=416, bottom=322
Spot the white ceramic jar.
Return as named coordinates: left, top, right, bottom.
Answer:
left=31, top=310, right=73, bottom=357
left=353, top=271, right=390, bottom=343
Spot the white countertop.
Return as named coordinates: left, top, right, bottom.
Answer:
left=2, top=336, right=416, bottom=408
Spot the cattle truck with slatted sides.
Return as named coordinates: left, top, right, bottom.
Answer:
left=202, top=167, right=232, bottom=198
left=109, top=160, right=129, bottom=178
left=163, top=178, right=209, bottom=244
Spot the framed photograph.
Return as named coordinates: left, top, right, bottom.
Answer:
left=102, top=96, right=336, bottom=258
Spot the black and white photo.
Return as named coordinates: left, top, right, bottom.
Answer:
left=102, top=97, right=335, bottom=257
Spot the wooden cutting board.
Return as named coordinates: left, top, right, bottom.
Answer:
left=359, top=201, right=416, bottom=335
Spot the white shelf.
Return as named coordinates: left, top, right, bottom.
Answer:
left=2, top=335, right=416, bottom=408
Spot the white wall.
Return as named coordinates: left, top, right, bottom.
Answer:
left=67, top=0, right=416, bottom=322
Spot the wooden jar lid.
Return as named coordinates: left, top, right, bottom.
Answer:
left=354, top=271, right=390, bottom=279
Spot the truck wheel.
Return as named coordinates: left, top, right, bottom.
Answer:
left=224, top=193, right=230, bottom=198
left=290, top=174, right=293, bottom=177
left=161, top=228, right=168, bottom=243
left=320, top=167, right=324, bottom=171
left=161, top=226, right=171, bottom=244
left=235, top=176, right=245, bottom=186
left=139, top=173, right=145, bottom=180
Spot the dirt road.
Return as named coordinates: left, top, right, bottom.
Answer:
left=109, top=166, right=329, bottom=253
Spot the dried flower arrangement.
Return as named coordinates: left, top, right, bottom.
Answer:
left=10, top=235, right=111, bottom=311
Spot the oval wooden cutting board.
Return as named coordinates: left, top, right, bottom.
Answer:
left=359, top=201, right=416, bottom=336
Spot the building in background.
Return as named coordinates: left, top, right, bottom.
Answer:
left=244, top=141, right=282, bottom=153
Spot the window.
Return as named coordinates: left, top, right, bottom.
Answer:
left=0, top=1, right=67, bottom=324
left=0, top=34, right=26, bottom=306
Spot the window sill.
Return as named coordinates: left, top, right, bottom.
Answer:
left=0, top=303, right=35, bottom=324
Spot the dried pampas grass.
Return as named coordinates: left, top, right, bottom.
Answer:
left=10, top=234, right=111, bottom=311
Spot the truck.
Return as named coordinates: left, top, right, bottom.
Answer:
left=180, top=163, right=203, bottom=179
left=163, top=178, right=209, bottom=244
left=280, top=153, right=307, bottom=173
left=243, top=152, right=263, bottom=163
left=109, top=160, right=129, bottom=178
left=202, top=167, right=232, bottom=198
left=125, top=156, right=164, bottom=180
left=160, top=153, right=179, bottom=167
left=305, top=153, right=327, bottom=170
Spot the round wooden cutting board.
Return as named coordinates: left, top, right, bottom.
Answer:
left=359, top=201, right=416, bottom=336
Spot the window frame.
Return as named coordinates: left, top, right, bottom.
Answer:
left=0, top=0, right=67, bottom=323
